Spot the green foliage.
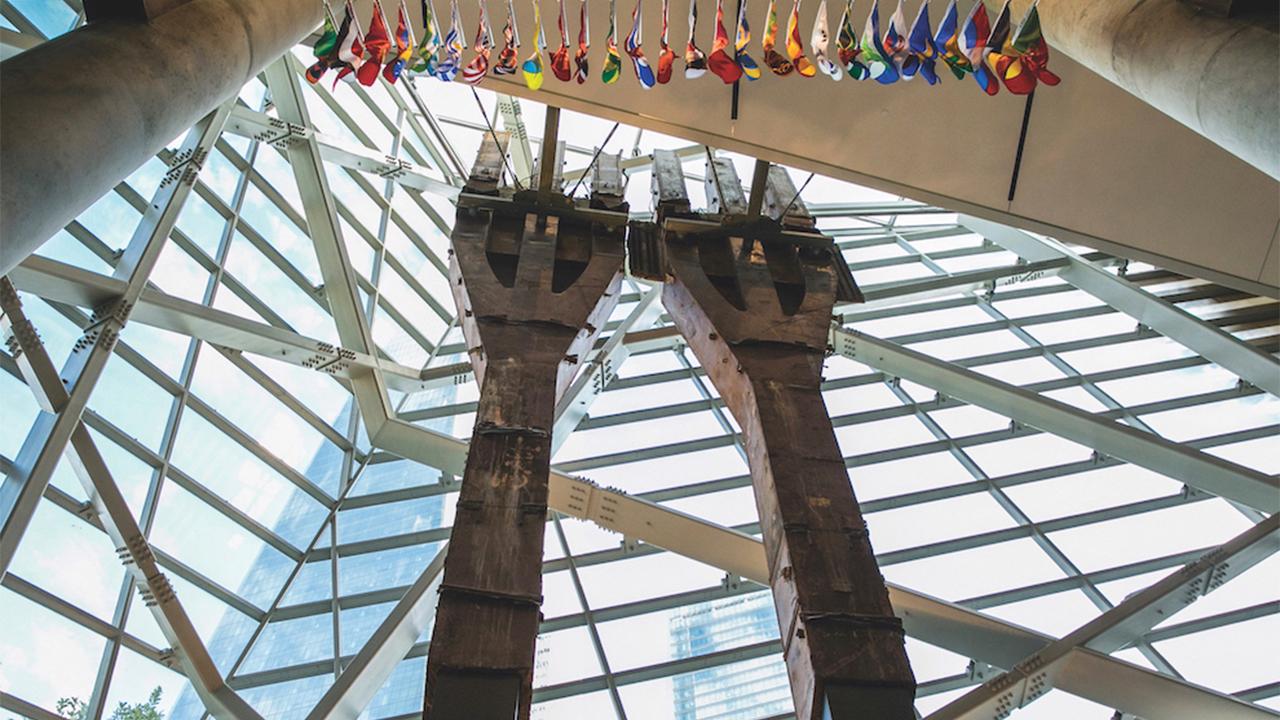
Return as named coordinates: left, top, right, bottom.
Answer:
left=55, top=687, right=165, bottom=720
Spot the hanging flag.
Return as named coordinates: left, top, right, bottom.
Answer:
left=358, top=0, right=392, bottom=85
left=934, top=0, right=968, bottom=79
left=785, top=0, right=816, bottom=77
left=657, top=0, right=676, bottom=82
left=626, top=0, right=657, bottom=87
left=905, top=0, right=939, bottom=84
left=706, top=0, right=742, bottom=82
left=882, top=0, right=909, bottom=79
left=411, top=0, right=440, bottom=76
left=735, top=0, right=761, bottom=79
left=334, top=0, right=366, bottom=85
left=523, top=0, right=548, bottom=88
left=958, top=0, right=997, bottom=94
left=860, top=0, right=897, bottom=83
left=811, top=0, right=841, bottom=79
left=603, top=0, right=623, bottom=83
left=495, top=0, right=521, bottom=74
left=551, top=0, right=572, bottom=80
left=575, top=0, right=591, bottom=83
left=836, top=0, right=868, bottom=79
left=383, top=0, right=414, bottom=82
left=434, top=0, right=466, bottom=81
left=685, top=0, right=708, bottom=77
left=982, top=0, right=1012, bottom=80
left=461, top=0, right=494, bottom=84
left=306, top=3, right=340, bottom=84
left=1003, top=2, right=1059, bottom=92
left=761, top=0, right=793, bottom=75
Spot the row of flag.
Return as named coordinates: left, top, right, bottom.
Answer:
left=308, top=0, right=1058, bottom=96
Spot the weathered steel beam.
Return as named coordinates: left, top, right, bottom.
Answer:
left=656, top=170, right=915, bottom=719
left=423, top=133, right=627, bottom=720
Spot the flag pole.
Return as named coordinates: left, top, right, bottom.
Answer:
left=1006, top=89, right=1035, bottom=202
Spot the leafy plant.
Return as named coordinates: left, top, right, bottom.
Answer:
left=56, top=686, right=165, bottom=720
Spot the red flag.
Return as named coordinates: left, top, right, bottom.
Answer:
left=382, top=1, right=413, bottom=83
left=358, top=0, right=392, bottom=85
left=706, top=0, right=742, bottom=83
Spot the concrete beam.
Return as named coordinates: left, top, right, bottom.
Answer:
left=1013, top=0, right=1279, bottom=178
left=0, top=0, right=320, bottom=275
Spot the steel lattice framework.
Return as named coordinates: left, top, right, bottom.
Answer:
left=1, top=4, right=1278, bottom=720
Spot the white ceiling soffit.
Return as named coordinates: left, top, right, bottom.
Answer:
left=348, top=0, right=1280, bottom=296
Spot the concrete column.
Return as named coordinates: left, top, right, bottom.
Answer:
left=0, top=0, right=320, bottom=275
left=1015, top=0, right=1279, bottom=178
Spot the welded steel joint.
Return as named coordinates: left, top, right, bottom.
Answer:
left=423, top=134, right=627, bottom=720
left=657, top=194, right=915, bottom=717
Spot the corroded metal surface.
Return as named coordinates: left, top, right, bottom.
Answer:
left=423, top=133, right=627, bottom=720
left=657, top=166, right=915, bottom=720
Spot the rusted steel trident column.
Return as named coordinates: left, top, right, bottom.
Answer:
left=652, top=157, right=916, bottom=719
left=423, top=127, right=627, bottom=719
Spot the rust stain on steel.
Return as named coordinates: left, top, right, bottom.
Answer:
left=423, top=136, right=627, bottom=720
left=654, top=163, right=915, bottom=719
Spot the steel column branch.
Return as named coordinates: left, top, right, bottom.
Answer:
left=656, top=166, right=915, bottom=719
left=422, top=133, right=627, bottom=720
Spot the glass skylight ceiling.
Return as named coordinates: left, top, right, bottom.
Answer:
left=1, top=5, right=1278, bottom=720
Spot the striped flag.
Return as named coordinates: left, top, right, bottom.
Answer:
left=306, top=3, right=341, bottom=84
left=905, top=0, right=940, bottom=84
left=761, top=0, right=794, bottom=75
left=882, top=0, right=908, bottom=79
left=812, top=0, right=842, bottom=79
left=657, top=0, right=676, bottom=82
left=382, top=0, right=414, bottom=83
left=626, top=0, right=657, bottom=87
left=494, top=0, right=521, bottom=74
left=433, top=0, right=465, bottom=81
left=959, top=0, right=998, bottom=94
left=786, top=0, right=816, bottom=77
left=603, top=0, right=623, bottom=83
left=684, top=0, right=708, bottom=77
left=934, top=0, right=970, bottom=80
left=574, top=0, right=590, bottom=82
left=334, top=0, right=366, bottom=85
left=522, top=0, right=548, bottom=88
left=736, top=0, right=762, bottom=79
left=1003, top=1, right=1059, bottom=92
left=411, top=0, right=440, bottom=76
left=357, top=0, right=392, bottom=85
left=707, top=0, right=743, bottom=82
left=836, top=0, right=869, bottom=79
left=860, top=0, right=898, bottom=83
left=551, top=0, right=572, bottom=81
left=460, top=0, right=494, bottom=84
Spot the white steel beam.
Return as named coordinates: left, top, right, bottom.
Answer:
left=306, top=548, right=449, bottom=720
left=223, top=104, right=460, bottom=201
left=0, top=280, right=262, bottom=720
left=832, top=328, right=1280, bottom=513
left=6, top=255, right=439, bottom=393
left=552, top=284, right=665, bottom=452
left=962, top=215, right=1280, bottom=396
left=496, top=95, right=536, bottom=186
left=0, top=102, right=232, bottom=576
left=927, top=514, right=1280, bottom=719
